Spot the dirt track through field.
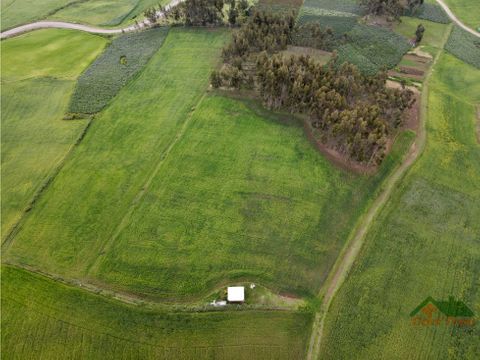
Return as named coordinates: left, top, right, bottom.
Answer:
left=435, top=0, right=480, bottom=38
left=0, top=0, right=182, bottom=39
left=305, top=23, right=453, bottom=360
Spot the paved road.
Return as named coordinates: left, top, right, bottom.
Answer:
left=435, top=0, right=480, bottom=38
left=0, top=0, right=182, bottom=39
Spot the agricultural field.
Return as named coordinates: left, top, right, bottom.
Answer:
left=320, top=53, right=480, bottom=359
left=69, top=27, right=169, bottom=114
left=445, top=25, right=480, bottom=69
left=1, top=29, right=106, bottom=238
left=3, top=23, right=415, bottom=303
left=0, top=0, right=167, bottom=30
left=406, top=1, right=451, bottom=24
left=444, top=0, right=480, bottom=30
left=2, top=265, right=312, bottom=359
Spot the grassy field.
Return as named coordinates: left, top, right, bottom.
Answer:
left=394, top=17, right=450, bottom=49
left=1, top=29, right=106, bottom=239
left=1, top=265, right=312, bottom=359
left=0, top=0, right=168, bottom=30
left=320, top=53, right=480, bottom=359
left=444, top=0, right=480, bottom=30
left=69, top=27, right=169, bottom=114
left=4, top=25, right=415, bottom=302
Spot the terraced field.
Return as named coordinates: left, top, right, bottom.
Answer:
left=319, top=52, right=480, bottom=360
left=1, top=29, right=106, bottom=239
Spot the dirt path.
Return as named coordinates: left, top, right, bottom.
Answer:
left=305, top=24, right=453, bottom=360
left=0, top=0, right=182, bottom=39
left=435, top=0, right=480, bottom=38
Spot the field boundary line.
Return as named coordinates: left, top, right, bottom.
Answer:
left=305, top=24, right=453, bottom=360
left=1, top=117, right=94, bottom=251
left=85, top=93, right=208, bottom=277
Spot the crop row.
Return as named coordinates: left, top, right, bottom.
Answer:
left=68, top=27, right=169, bottom=114
left=445, top=26, right=480, bottom=69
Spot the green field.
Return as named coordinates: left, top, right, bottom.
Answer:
left=444, top=0, right=480, bottom=30
left=4, top=24, right=415, bottom=302
left=69, top=27, right=169, bottom=114
left=394, top=17, right=450, bottom=49
left=1, top=29, right=106, bottom=238
left=2, top=265, right=312, bottom=359
left=320, top=53, right=480, bottom=359
left=445, top=25, right=480, bottom=69
left=0, top=0, right=167, bottom=30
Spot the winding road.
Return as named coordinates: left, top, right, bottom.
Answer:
left=0, top=0, right=183, bottom=39
left=436, top=0, right=480, bottom=37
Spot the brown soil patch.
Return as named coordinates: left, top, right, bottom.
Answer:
left=399, top=66, right=425, bottom=76
left=403, top=92, right=421, bottom=131
left=404, top=53, right=431, bottom=65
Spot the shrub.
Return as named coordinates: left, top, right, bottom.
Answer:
left=69, top=27, right=169, bottom=114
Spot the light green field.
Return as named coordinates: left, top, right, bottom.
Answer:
left=1, top=265, right=312, bottom=359
left=320, top=53, right=480, bottom=359
left=444, top=0, right=480, bottom=30
left=1, top=29, right=106, bottom=239
left=394, top=16, right=450, bottom=49
left=1, top=0, right=167, bottom=30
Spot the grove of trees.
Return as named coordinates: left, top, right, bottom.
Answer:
left=360, top=0, right=425, bottom=18
left=212, top=11, right=415, bottom=164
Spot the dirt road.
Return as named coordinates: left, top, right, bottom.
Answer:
left=305, top=23, right=453, bottom=360
left=435, top=0, right=480, bottom=37
left=0, top=0, right=182, bottom=39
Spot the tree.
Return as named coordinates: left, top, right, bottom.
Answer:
left=228, top=0, right=238, bottom=26
left=415, top=24, right=425, bottom=44
left=210, top=70, right=222, bottom=88
left=360, top=0, right=405, bottom=19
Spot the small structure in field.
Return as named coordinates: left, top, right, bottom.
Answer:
left=227, top=286, right=245, bottom=303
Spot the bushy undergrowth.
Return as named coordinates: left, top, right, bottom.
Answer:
left=406, top=3, right=451, bottom=24
left=69, top=27, right=169, bottom=114
left=445, top=26, right=480, bottom=69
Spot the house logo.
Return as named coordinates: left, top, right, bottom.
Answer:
left=410, top=296, right=475, bottom=327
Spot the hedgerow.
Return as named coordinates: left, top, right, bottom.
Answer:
left=406, top=3, right=451, bottom=24
left=445, top=26, right=480, bottom=69
left=69, top=27, right=169, bottom=114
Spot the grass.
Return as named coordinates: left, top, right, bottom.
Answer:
left=69, top=27, right=169, bottom=114
left=445, top=25, right=480, bottom=69
left=320, top=53, right=480, bottom=359
left=0, top=0, right=170, bottom=30
left=4, top=28, right=230, bottom=282
left=1, top=29, right=107, bottom=82
left=444, top=0, right=480, bottom=30
left=4, top=25, right=414, bottom=302
left=394, top=16, right=450, bottom=49
left=1, top=29, right=107, bottom=239
left=1, top=265, right=313, bottom=359
left=50, top=0, right=170, bottom=27
left=406, top=2, right=451, bottom=24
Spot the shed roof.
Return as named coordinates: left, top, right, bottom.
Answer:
left=227, top=286, right=245, bottom=302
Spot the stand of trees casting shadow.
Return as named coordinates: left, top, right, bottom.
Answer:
left=211, top=12, right=414, bottom=165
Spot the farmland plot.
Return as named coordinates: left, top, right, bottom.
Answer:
left=1, top=265, right=312, bottom=359
left=320, top=53, right=480, bottom=359
left=1, top=29, right=106, bottom=238
left=91, top=94, right=415, bottom=301
left=4, top=28, right=230, bottom=280
left=69, top=27, right=169, bottom=114
left=444, top=0, right=480, bottom=29
left=445, top=26, right=480, bottom=69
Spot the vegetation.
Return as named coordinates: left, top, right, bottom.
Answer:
left=69, top=27, right=169, bottom=114
left=320, top=53, right=480, bottom=360
left=1, top=29, right=106, bottom=238
left=0, top=0, right=169, bottom=30
left=443, top=0, right=479, bottom=29
left=2, top=265, right=312, bottom=359
left=255, top=55, right=414, bottom=163
left=393, top=16, right=450, bottom=49
left=445, top=26, right=480, bottom=69
left=406, top=2, right=451, bottom=24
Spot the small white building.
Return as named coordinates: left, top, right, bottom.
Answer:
left=227, top=286, right=245, bottom=303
